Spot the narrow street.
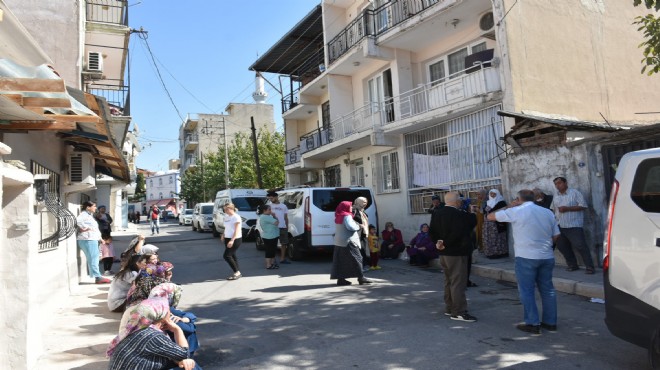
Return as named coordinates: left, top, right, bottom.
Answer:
left=40, top=220, right=646, bottom=370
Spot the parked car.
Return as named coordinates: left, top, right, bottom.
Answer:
left=161, top=210, right=175, bottom=221
left=179, top=209, right=193, bottom=225
left=603, top=148, right=660, bottom=368
left=212, top=189, right=267, bottom=238
left=255, top=187, right=377, bottom=260
left=191, top=203, right=214, bottom=233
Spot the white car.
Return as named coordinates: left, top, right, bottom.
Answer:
left=191, top=203, right=214, bottom=232
left=178, top=209, right=193, bottom=225
left=603, top=147, right=660, bottom=368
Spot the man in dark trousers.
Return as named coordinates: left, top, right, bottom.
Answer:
left=430, top=191, right=478, bottom=322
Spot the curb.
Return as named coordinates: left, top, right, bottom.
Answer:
left=471, top=265, right=604, bottom=299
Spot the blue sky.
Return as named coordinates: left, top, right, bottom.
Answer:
left=129, top=1, right=315, bottom=171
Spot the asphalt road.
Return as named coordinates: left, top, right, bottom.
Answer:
left=139, top=221, right=648, bottom=369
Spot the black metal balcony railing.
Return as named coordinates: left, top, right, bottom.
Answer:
left=328, top=10, right=373, bottom=65
left=87, top=82, right=130, bottom=116
left=86, top=0, right=129, bottom=26
left=281, top=48, right=326, bottom=114
left=299, top=127, right=333, bottom=154
left=285, top=147, right=301, bottom=165
left=328, top=0, right=442, bottom=65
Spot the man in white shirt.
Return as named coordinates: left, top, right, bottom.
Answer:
left=267, top=192, right=291, bottom=264
left=489, top=189, right=560, bottom=335
left=550, top=176, right=595, bottom=274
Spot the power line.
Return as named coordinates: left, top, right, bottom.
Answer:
left=133, top=28, right=185, bottom=122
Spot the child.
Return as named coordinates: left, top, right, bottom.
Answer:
left=367, top=225, right=381, bottom=270
left=100, top=234, right=116, bottom=276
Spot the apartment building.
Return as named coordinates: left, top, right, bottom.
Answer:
left=145, top=170, right=182, bottom=215
left=0, top=0, right=133, bottom=367
left=251, top=0, right=660, bottom=235
left=179, top=79, right=275, bottom=176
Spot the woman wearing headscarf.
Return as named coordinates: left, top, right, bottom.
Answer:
left=381, top=221, right=405, bottom=259
left=125, top=263, right=170, bottom=307
left=149, top=283, right=200, bottom=357
left=330, top=201, right=373, bottom=286
left=352, top=197, right=370, bottom=271
left=406, top=223, right=438, bottom=267
left=482, top=189, right=509, bottom=259
left=107, top=298, right=200, bottom=370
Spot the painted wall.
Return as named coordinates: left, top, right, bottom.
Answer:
left=500, top=0, right=660, bottom=123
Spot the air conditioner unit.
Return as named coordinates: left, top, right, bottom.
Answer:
left=304, top=171, right=318, bottom=183
left=86, top=51, right=104, bottom=73
left=68, top=152, right=96, bottom=186
left=479, top=12, right=494, bottom=32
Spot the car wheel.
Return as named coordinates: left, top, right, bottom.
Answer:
left=192, top=222, right=197, bottom=231
left=197, top=224, right=203, bottom=233
left=212, top=225, right=220, bottom=237
left=650, top=328, right=660, bottom=370
left=286, top=237, right=304, bottom=261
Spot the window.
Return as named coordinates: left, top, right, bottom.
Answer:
left=322, top=101, right=330, bottom=128
left=350, top=159, right=365, bottom=186
left=324, top=165, right=341, bottom=187
left=631, top=158, right=660, bottom=213
left=311, top=189, right=374, bottom=212
left=150, top=179, right=153, bottom=186
left=150, top=193, right=153, bottom=199
left=169, top=176, right=173, bottom=184
left=376, top=151, right=400, bottom=193
left=159, top=192, right=163, bottom=199
left=368, top=75, right=383, bottom=114
left=159, top=178, right=163, bottom=186
left=428, top=42, right=491, bottom=83
left=231, top=197, right=266, bottom=212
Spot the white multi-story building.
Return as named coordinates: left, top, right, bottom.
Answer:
left=145, top=170, right=182, bottom=215
left=251, top=0, right=660, bottom=236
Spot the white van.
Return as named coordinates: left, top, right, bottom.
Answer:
left=212, top=189, right=268, bottom=238
left=191, top=202, right=214, bottom=232
left=256, top=186, right=377, bottom=260
left=603, top=148, right=660, bottom=367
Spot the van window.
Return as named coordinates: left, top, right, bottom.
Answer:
left=281, top=191, right=303, bottom=210
left=312, top=189, right=373, bottom=212
left=201, top=205, right=213, bottom=214
left=631, top=158, right=660, bottom=213
left=232, top=197, right=266, bottom=211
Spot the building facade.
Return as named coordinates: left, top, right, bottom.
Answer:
left=0, top=0, right=133, bottom=367
left=145, top=170, right=182, bottom=215
left=251, top=0, right=660, bottom=239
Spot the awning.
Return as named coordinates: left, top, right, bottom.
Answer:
left=146, top=199, right=176, bottom=208
left=498, top=110, right=623, bottom=133
left=249, top=5, right=323, bottom=75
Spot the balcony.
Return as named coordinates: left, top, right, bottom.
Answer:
left=85, top=0, right=128, bottom=26
left=87, top=82, right=130, bottom=115
left=281, top=48, right=326, bottom=114
left=327, top=0, right=445, bottom=65
left=184, top=134, right=199, bottom=150
left=299, top=62, right=500, bottom=157
left=285, top=147, right=301, bottom=166
left=299, top=128, right=333, bottom=154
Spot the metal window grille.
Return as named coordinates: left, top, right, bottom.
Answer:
left=324, top=165, right=341, bottom=187
left=404, top=105, right=505, bottom=213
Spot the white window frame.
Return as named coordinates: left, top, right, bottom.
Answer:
left=350, top=159, right=365, bottom=187
left=375, top=150, right=400, bottom=194
left=425, top=41, right=490, bottom=84
left=368, top=74, right=384, bottom=114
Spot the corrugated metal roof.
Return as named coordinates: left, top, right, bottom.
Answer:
left=498, top=110, right=623, bottom=131
left=249, top=5, right=323, bottom=75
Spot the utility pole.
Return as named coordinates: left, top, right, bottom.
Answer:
left=200, top=150, right=205, bottom=201
left=250, top=116, right=263, bottom=188
left=223, top=117, right=230, bottom=189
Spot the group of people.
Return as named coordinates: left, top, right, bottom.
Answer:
left=105, top=235, right=202, bottom=370
left=128, top=210, right=141, bottom=224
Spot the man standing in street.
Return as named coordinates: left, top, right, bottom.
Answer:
left=150, top=205, right=160, bottom=235
left=489, top=189, right=560, bottom=334
left=268, top=192, right=291, bottom=265
left=430, top=192, right=477, bottom=322
left=551, top=177, right=595, bottom=274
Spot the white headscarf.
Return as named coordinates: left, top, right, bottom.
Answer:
left=487, top=189, right=505, bottom=209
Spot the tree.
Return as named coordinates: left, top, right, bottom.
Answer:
left=634, top=0, right=660, bottom=74
left=179, top=167, right=206, bottom=205
left=130, top=172, right=146, bottom=202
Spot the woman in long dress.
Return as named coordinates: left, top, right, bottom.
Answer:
left=482, top=189, right=509, bottom=258
left=330, top=201, right=373, bottom=286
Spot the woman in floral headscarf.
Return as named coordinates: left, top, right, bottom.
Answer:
left=330, top=201, right=372, bottom=286
left=107, top=298, right=200, bottom=370
left=125, top=263, right=169, bottom=307
left=482, top=189, right=509, bottom=259
left=149, top=283, right=200, bottom=356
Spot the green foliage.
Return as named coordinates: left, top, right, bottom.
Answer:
left=634, top=0, right=660, bottom=75
left=130, top=172, right=147, bottom=202
left=178, top=126, right=285, bottom=204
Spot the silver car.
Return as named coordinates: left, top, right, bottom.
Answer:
left=178, top=209, right=193, bottom=225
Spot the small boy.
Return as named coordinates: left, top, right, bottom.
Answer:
left=100, top=234, right=115, bottom=276
left=367, top=225, right=381, bottom=270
